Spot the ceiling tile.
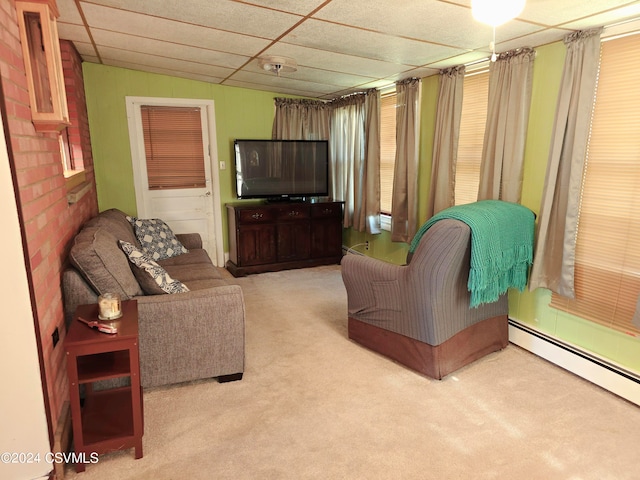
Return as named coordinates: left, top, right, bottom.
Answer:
left=56, top=23, right=92, bottom=44
left=54, top=0, right=640, bottom=100
left=56, top=0, right=84, bottom=24
left=518, top=0, right=636, bottom=26
left=561, top=3, right=640, bottom=30
left=80, top=3, right=271, bottom=56
left=230, top=69, right=342, bottom=94
left=237, top=0, right=331, bottom=16
left=241, top=60, right=377, bottom=88
left=80, top=0, right=303, bottom=39
left=98, top=47, right=235, bottom=78
left=261, top=43, right=415, bottom=78
left=284, top=19, right=467, bottom=66
left=105, top=60, right=225, bottom=84
left=91, top=30, right=249, bottom=69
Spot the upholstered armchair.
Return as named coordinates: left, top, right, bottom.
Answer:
left=341, top=201, right=534, bottom=379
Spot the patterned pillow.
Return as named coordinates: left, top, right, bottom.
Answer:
left=127, top=217, right=188, bottom=261
left=119, top=241, right=189, bottom=295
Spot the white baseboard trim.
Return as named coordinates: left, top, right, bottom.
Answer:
left=508, top=319, right=640, bottom=406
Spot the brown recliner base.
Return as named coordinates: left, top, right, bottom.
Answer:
left=348, top=314, right=509, bottom=380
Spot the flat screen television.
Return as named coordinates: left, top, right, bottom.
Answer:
left=234, top=139, right=329, bottom=200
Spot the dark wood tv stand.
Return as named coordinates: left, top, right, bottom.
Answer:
left=226, top=201, right=343, bottom=277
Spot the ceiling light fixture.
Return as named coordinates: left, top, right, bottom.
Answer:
left=258, top=55, right=297, bottom=76
left=471, top=0, right=525, bottom=27
left=471, top=0, right=526, bottom=61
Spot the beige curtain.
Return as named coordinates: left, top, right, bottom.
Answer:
left=272, top=98, right=330, bottom=140
left=330, top=90, right=381, bottom=233
left=477, top=47, right=535, bottom=202
left=361, top=90, right=381, bottom=233
left=427, top=65, right=465, bottom=218
left=391, top=78, right=421, bottom=243
left=529, top=28, right=602, bottom=295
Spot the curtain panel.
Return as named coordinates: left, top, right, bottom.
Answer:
left=272, top=98, right=330, bottom=140
left=529, top=28, right=603, bottom=295
left=427, top=65, right=465, bottom=218
left=477, top=47, right=535, bottom=203
left=391, top=77, right=421, bottom=243
left=329, top=90, right=381, bottom=232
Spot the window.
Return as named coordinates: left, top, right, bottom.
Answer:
left=59, top=128, right=73, bottom=173
left=550, top=33, right=640, bottom=335
left=380, top=91, right=397, bottom=216
left=15, top=0, right=69, bottom=132
left=455, top=68, right=489, bottom=205
left=141, top=105, right=206, bottom=189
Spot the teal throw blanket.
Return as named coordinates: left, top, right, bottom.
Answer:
left=409, top=200, right=534, bottom=308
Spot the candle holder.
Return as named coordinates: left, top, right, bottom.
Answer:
left=98, top=293, right=122, bottom=320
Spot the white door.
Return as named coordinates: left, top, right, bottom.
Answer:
left=126, top=97, right=224, bottom=266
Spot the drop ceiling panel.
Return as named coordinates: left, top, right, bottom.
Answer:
left=56, top=23, right=92, bottom=44
left=98, top=47, right=236, bottom=79
left=106, top=60, right=226, bottom=84
left=284, top=19, right=468, bottom=66
left=56, top=0, right=83, bottom=23
left=314, top=0, right=500, bottom=49
left=261, top=43, right=415, bottom=78
left=55, top=0, right=640, bottom=100
left=81, top=0, right=303, bottom=39
left=91, top=30, right=249, bottom=69
left=243, top=60, right=377, bottom=88
left=238, top=0, right=331, bottom=16
left=562, top=3, right=640, bottom=30
left=79, top=3, right=272, bottom=56
left=229, top=70, right=343, bottom=96
left=518, top=0, right=637, bottom=26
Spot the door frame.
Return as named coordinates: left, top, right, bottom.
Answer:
left=125, top=96, right=225, bottom=266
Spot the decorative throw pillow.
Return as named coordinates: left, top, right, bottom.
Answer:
left=119, top=240, right=189, bottom=295
left=127, top=216, right=188, bottom=261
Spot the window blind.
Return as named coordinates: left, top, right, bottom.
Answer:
left=141, top=105, right=206, bottom=190
left=380, top=92, right=397, bottom=214
left=455, top=70, right=489, bottom=205
left=550, top=33, right=640, bottom=335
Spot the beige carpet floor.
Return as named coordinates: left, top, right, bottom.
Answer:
left=65, top=265, right=640, bottom=480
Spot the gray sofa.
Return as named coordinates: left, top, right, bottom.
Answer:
left=62, top=208, right=245, bottom=388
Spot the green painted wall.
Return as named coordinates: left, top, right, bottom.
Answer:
left=83, top=63, right=283, bottom=250
left=83, top=50, right=639, bottom=372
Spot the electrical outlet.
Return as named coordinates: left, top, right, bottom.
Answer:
left=365, top=241, right=369, bottom=250
left=219, top=161, right=226, bottom=170
left=52, top=327, right=60, bottom=348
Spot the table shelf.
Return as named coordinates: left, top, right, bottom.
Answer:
left=77, top=350, right=131, bottom=383
left=81, top=387, right=134, bottom=446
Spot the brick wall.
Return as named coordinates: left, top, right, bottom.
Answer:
left=1, top=0, right=98, bottom=437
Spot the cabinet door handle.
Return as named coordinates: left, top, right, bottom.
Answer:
left=251, top=213, right=263, bottom=220
left=323, top=208, right=332, bottom=214
left=288, top=211, right=299, bottom=217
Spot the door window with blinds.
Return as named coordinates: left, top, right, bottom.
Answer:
left=550, top=33, right=640, bottom=336
left=141, top=105, right=206, bottom=189
left=455, top=68, right=489, bottom=205
left=380, top=92, right=397, bottom=215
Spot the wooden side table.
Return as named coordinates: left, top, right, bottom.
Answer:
left=64, top=300, right=143, bottom=472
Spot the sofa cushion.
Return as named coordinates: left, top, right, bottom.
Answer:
left=85, top=208, right=140, bottom=246
left=163, top=263, right=225, bottom=284
left=69, top=228, right=144, bottom=299
left=158, top=248, right=213, bottom=268
left=120, top=241, right=190, bottom=295
left=128, top=217, right=188, bottom=261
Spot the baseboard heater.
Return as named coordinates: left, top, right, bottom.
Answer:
left=508, top=318, right=640, bottom=406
